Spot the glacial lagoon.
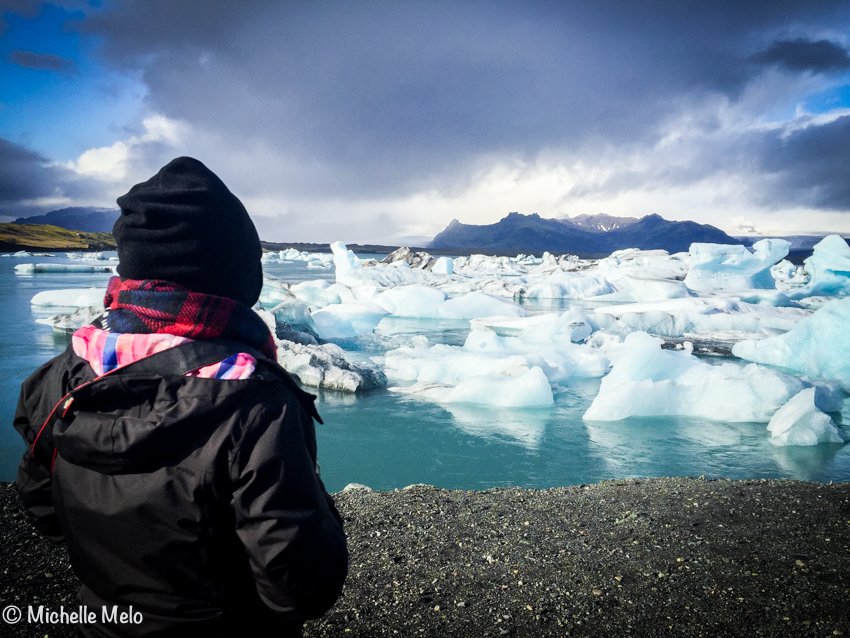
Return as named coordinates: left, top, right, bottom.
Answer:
left=1, top=248, right=848, bottom=492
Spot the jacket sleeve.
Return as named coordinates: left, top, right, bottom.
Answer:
left=230, top=384, right=348, bottom=621
left=13, top=354, right=73, bottom=542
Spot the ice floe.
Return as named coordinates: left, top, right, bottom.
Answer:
left=31, top=288, right=104, bottom=308
left=733, top=296, right=850, bottom=390
left=767, top=388, right=844, bottom=446
left=16, top=263, right=115, bottom=274
left=583, top=331, right=804, bottom=422
left=795, top=234, right=850, bottom=297
left=684, top=239, right=789, bottom=293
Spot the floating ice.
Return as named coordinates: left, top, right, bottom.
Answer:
left=391, top=365, right=554, bottom=408
left=733, top=296, right=850, bottom=390
left=593, top=296, right=807, bottom=340
left=36, top=306, right=103, bottom=333
left=381, top=247, right=435, bottom=270
left=289, top=279, right=362, bottom=308
left=31, top=288, right=105, bottom=308
left=16, top=263, right=115, bottom=274
left=254, top=307, right=385, bottom=392
left=261, top=248, right=333, bottom=267
left=384, top=317, right=609, bottom=408
left=331, top=241, right=363, bottom=280
left=598, top=248, right=689, bottom=281
left=375, top=285, right=446, bottom=316
left=432, top=256, right=454, bottom=275
left=276, top=339, right=386, bottom=392
left=471, top=308, right=598, bottom=344
left=519, top=273, right=615, bottom=300
left=684, top=239, right=790, bottom=293
left=310, top=302, right=389, bottom=339
left=797, top=234, right=850, bottom=297
left=584, top=331, right=804, bottom=422
left=375, top=285, right=526, bottom=319
left=767, top=388, right=844, bottom=446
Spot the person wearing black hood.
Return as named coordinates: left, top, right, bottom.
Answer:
left=13, top=157, right=348, bottom=637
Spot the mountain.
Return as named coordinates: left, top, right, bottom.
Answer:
left=429, top=212, right=740, bottom=256
left=0, top=223, right=116, bottom=252
left=14, top=207, right=119, bottom=233
left=430, top=213, right=607, bottom=255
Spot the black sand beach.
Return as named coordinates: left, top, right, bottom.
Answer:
left=1, top=478, right=848, bottom=637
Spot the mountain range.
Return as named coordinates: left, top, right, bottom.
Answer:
left=14, top=207, right=119, bottom=233
left=428, top=212, right=741, bottom=256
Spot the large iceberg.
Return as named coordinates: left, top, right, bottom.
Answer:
left=767, top=388, right=844, bottom=446
left=683, top=239, right=790, bottom=293
left=732, top=296, right=850, bottom=390
left=584, top=331, right=804, bottom=422
left=796, top=234, right=850, bottom=297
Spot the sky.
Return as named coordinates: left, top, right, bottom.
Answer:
left=2, top=1, right=850, bottom=243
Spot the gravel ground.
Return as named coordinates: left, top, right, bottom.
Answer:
left=1, top=478, right=848, bottom=637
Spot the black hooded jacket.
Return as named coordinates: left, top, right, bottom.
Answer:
left=14, top=339, right=348, bottom=637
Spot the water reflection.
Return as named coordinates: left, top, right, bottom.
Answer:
left=767, top=440, right=845, bottom=480
left=442, top=404, right=549, bottom=450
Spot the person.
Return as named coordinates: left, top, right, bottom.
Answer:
left=13, top=156, right=348, bottom=637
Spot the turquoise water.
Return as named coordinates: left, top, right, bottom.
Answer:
left=1, top=253, right=848, bottom=492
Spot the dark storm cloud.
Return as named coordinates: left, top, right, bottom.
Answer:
left=73, top=1, right=850, bottom=207
left=0, top=138, right=105, bottom=215
left=755, top=115, right=850, bottom=210
left=9, top=49, right=76, bottom=73
left=0, top=138, right=59, bottom=206
left=752, top=38, right=850, bottom=74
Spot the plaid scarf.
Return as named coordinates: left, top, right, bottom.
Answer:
left=103, top=276, right=276, bottom=359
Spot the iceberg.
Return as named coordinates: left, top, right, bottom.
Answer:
left=683, top=239, right=790, bottom=293
left=732, top=296, right=850, bottom=390
left=16, top=263, right=115, bottom=274
left=767, top=388, right=844, bottom=446
left=384, top=316, right=609, bottom=409
left=584, top=331, right=804, bottom=422
left=593, top=296, right=807, bottom=340
left=391, top=365, right=554, bottom=408
left=432, top=256, right=454, bottom=275
left=31, top=288, right=105, bottom=308
left=331, top=241, right=362, bottom=279
left=375, top=285, right=526, bottom=320
left=310, top=302, right=389, bottom=339
left=797, top=234, right=850, bottom=297
left=519, top=273, right=615, bottom=300
left=277, top=339, right=387, bottom=392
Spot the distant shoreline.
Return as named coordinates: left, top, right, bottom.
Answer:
left=1, top=478, right=847, bottom=637
left=0, top=224, right=822, bottom=262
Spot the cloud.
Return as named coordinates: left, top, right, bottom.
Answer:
left=9, top=49, right=76, bottom=73
left=0, top=137, right=123, bottom=216
left=76, top=1, right=850, bottom=200
left=755, top=113, right=850, bottom=210
left=751, top=38, right=850, bottom=74
left=68, top=114, right=185, bottom=180
left=5, top=0, right=850, bottom=239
